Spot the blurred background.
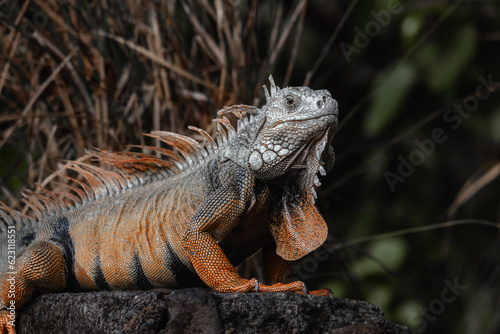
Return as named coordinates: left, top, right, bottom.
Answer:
left=1, top=0, right=499, bottom=332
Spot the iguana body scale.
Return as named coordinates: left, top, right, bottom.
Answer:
left=0, top=76, right=339, bottom=334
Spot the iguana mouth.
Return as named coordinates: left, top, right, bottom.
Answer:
left=270, top=107, right=338, bottom=129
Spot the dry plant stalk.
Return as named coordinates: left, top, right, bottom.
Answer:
left=0, top=0, right=308, bottom=210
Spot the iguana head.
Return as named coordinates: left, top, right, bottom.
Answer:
left=236, top=76, right=338, bottom=261
left=248, top=76, right=338, bottom=188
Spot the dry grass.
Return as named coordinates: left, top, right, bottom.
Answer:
left=0, top=0, right=308, bottom=209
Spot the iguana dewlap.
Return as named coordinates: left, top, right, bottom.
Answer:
left=0, top=76, right=338, bottom=333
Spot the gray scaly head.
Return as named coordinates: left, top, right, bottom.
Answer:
left=248, top=76, right=338, bottom=195
left=225, top=75, right=339, bottom=261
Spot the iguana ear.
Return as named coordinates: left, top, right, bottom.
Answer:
left=269, top=193, right=328, bottom=261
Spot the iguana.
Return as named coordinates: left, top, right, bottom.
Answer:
left=0, top=76, right=338, bottom=333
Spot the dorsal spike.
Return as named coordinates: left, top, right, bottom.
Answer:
left=148, top=131, right=201, bottom=151
left=145, top=132, right=200, bottom=162
left=213, top=118, right=229, bottom=137
left=89, top=149, right=174, bottom=173
left=60, top=174, right=93, bottom=202
left=188, top=126, right=215, bottom=144
left=36, top=184, right=68, bottom=211
left=114, top=170, right=134, bottom=189
left=22, top=192, right=46, bottom=219
left=119, top=152, right=174, bottom=169
left=0, top=211, right=13, bottom=231
left=35, top=193, right=61, bottom=215
left=269, top=75, right=279, bottom=97
left=52, top=181, right=84, bottom=206
left=219, top=116, right=236, bottom=133
left=128, top=145, right=180, bottom=164
left=213, top=130, right=226, bottom=149
left=82, top=155, right=132, bottom=192
left=78, top=163, right=121, bottom=195
left=188, top=126, right=217, bottom=157
left=218, top=105, right=259, bottom=119
left=263, top=84, right=270, bottom=101
left=65, top=162, right=106, bottom=199
left=0, top=202, right=16, bottom=226
left=1, top=198, right=36, bottom=227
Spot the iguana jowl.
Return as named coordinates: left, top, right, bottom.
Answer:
left=0, top=76, right=338, bottom=333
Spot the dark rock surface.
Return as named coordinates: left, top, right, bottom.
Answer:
left=17, top=288, right=410, bottom=333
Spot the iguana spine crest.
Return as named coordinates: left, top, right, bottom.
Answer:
left=0, top=108, right=259, bottom=230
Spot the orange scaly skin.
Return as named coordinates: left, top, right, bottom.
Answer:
left=0, top=76, right=338, bottom=333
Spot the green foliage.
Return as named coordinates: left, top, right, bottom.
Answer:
left=417, top=24, right=477, bottom=95
left=364, top=62, right=417, bottom=136
left=351, top=238, right=408, bottom=277
left=0, top=143, right=29, bottom=194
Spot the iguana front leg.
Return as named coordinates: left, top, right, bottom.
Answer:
left=181, top=169, right=306, bottom=293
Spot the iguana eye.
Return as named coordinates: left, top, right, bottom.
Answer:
left=284, top=95, right=298, bottom=110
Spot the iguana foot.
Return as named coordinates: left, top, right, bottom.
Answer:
left=253, top=280, right=307, bottom=293
left=215, top=277, right=308, bottom=293
left=216, top=276, right=333, bottom=296
left=255, top=281, right=333, bottom=296
left=0, top=310, right=16, bottom=334
left=306, top=288, right=334, bottom=297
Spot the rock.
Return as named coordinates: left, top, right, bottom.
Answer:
left=17, top=288, right=410, bottom=333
